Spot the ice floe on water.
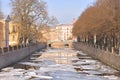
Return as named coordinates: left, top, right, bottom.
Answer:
left=77, top=51, right=87, bottom=56
left=104, top=75, right=119, bottom=80
left=81, top=64, right=101, bottom=70
left=23, top=71, right=53, bottom=80
left=40, top=60, right=56, bottom=66
left=18, top=62, right=40, bottom=67
left=39, top=64, right=75, bottom=73
left=48, top=70, right=81, bottom=80
left=0, top=48, right=120, bottom=80
left=2, top=67, right=14, bottom=72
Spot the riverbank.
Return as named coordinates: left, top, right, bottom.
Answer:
left=0, top=48, right=120, bottom=80
left=73, top=42, right=120, bottom=71
left=0, top=43, right=46, bottom=69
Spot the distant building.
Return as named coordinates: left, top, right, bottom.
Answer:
left=47, top=18, right=77, bottom=42
left=9, top=21, right=19, bottom=46
left=0, top=21, right=4, bottom=47
left=56, top=24, right=73, bottom=41
left=0, top=16, right=10, bottom=47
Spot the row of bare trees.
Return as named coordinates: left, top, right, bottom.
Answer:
left=73, top=0, right=120, bottom=54
left=10, top=0, right=58, bottom=44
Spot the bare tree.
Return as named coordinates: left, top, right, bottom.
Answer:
left=10, top=0, right=57, bottom=44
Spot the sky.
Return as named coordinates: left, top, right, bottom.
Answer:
left=1, top=0, right=95, bottom=24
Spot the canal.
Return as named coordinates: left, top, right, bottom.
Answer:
left=0, top=48, right=120, bottom=80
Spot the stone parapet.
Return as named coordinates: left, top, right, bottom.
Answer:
left=0, top=43, right=46, bottom=69
left=73, top=42, right=120, bottom=71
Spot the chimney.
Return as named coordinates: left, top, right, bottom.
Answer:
left=72, top=18, right=76, bottom=25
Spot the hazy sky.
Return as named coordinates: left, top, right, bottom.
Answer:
left=1, top=0, right=95, bottom=24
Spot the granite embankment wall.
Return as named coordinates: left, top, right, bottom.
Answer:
left=0, top=43, right=46, bottom=69
left=73, top=42, right=120, bottom=71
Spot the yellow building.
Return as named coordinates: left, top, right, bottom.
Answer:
left=0, top=21, right=5, bottom=48
left=0, top=16, right=18, bottom=47
left=0, top=16, right=10, bottom=48
left=9, top=21, right=19, bottom=46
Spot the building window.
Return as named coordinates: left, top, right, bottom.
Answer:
left=12, top=26, right=16, bottom=33
left=13, top=35, right=15, bottom=40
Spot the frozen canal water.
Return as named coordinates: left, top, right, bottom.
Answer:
left=0, top=48, right=120, bottom=80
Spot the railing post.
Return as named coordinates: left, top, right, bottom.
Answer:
left=8, top=47, right=9, bottom=52
left=102, top=46, right=104, bottom=50
left=22, top=44, right=24, bottom=48
left=12, top=46, right=14, bottom=51
left=2, top=47, right=4, bottom=54
left=112, top=47, right=114, bottom=54
left=21, top=44, right=22, bottom=48
left=119, top=47, right=120, bottom=55
left=106, top=47, right=108, bottom=52
left=23, top=44, right=25, bottom=48
left=26, top=43, right=28, bottom=47
left=17, top=45, right=19, bottom=50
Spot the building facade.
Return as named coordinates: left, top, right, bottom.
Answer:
left=0, top=17, right=18, bottom=47
left=56, top=24, right=76, bottom=42
left=9, top=21, right=19, bottom=46
left=0, top=16, right=10, bottom=48
left=0, top=21, right=5, bottom=47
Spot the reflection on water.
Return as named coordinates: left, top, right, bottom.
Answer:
left=40, top=50, right=76, bottom=64
left=0, top=48, right=120, bottom=80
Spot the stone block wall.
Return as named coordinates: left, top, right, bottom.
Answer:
left=0, top=43, right=46, bottom=69
left=73, top=42, right=120, bottom=71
